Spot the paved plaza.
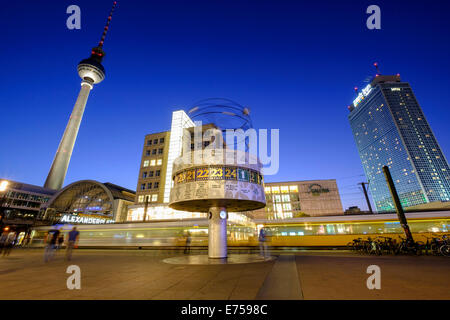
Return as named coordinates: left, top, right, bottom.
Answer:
left=0, top=248, right=449, bottom=300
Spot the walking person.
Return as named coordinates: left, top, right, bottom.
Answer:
left=259, top=228, right=268, bottom=257
left=0, top=231, right=7, bottom=255
left=57, top=233, right=65, bottom=251
left=65, top=227, right=79, bottom=261
left=184, top=231, right=191, bottom=254
left=2, top=231, right=16, bottom=257
left=23, top=232, right=31, bottom=247
left=44, top=228, right=60, bottom=262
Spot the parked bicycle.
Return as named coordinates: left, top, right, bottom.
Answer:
left=439, top=234, right=450, bottom=257
left=420, top=234, right=443, bottom=255
left=347, top=234, right=450, bottom=256
left=395, top=236, right=423, bottom=255
left=373, top=236, right=397, bottom=255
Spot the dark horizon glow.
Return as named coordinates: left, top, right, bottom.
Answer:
left=1, top=0, right=450, bottom=211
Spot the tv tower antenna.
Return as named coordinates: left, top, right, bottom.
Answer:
left=373, top=62, right=381, bottom=75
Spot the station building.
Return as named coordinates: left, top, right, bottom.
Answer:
left=40, top=180, right=135, bottom=224
left=0, top=179, right=56, bottom=229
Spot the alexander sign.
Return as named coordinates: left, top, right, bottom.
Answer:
left=60, top=214, right=115, bottom=224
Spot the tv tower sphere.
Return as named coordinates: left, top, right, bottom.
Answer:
left=77, top=56, right=105, bottom=85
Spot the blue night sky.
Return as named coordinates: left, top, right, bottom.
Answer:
left=1, top=0, right=449, bottom=211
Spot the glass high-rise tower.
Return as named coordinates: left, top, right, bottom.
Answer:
left=348, top=74, right=450, bottom=212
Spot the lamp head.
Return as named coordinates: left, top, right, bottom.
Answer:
left=0, top=180, right=8, bottom=192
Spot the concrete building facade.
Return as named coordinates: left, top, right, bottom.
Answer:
left=135, top=131, right=171, bottom=206
left=250, top=179, right=344, bottom=219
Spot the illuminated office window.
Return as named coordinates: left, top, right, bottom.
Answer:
left=272, top=186, right=280, bottom=193
left=152, top=194, right=158, bottom=201
left=289, top=185, right=298, bottom=192
left=143, top=160, right=149, bottom=167
left=157, top=159, right=162, bottom=165
left=264, top=187, right=271, bottom=193
left=150, top=160, right=156, bottom=166
left=138, top=195, right=144, bottom=203
left=280, top=186, right=289, bottom=193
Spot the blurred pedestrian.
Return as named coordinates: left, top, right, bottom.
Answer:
left=259, top=228, right=268, bottom=257
left=23, top=233, right=31, bottom=247
left=0, top=231, right=7, bottom=255
left=184, top=231, right=191, bottom=254
left=65, top=227, right=79, bottom=261
left=44, top=228, right=60, bottom=262
left=3, top=231, right=16, bottom=256
left=57, top=233, right=65, bottom=250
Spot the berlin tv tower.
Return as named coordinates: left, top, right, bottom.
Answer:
left=44, top=2, right=117, bottom=190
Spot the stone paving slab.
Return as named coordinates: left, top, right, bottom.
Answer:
left=256, top=255, right=303, bottom=300
left=295, top=254, right=450, bottom=300
left=0, top=249, right=449, bottom=300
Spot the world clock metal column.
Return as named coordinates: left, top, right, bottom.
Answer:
left=44, top=1, right=117, bottom=190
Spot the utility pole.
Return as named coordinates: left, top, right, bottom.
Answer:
left=359, top=182, right=373, bottom=214
left=382, top=166, right=414, bottom=243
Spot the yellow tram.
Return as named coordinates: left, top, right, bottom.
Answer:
left=31, top=211, right=449, bottom=248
